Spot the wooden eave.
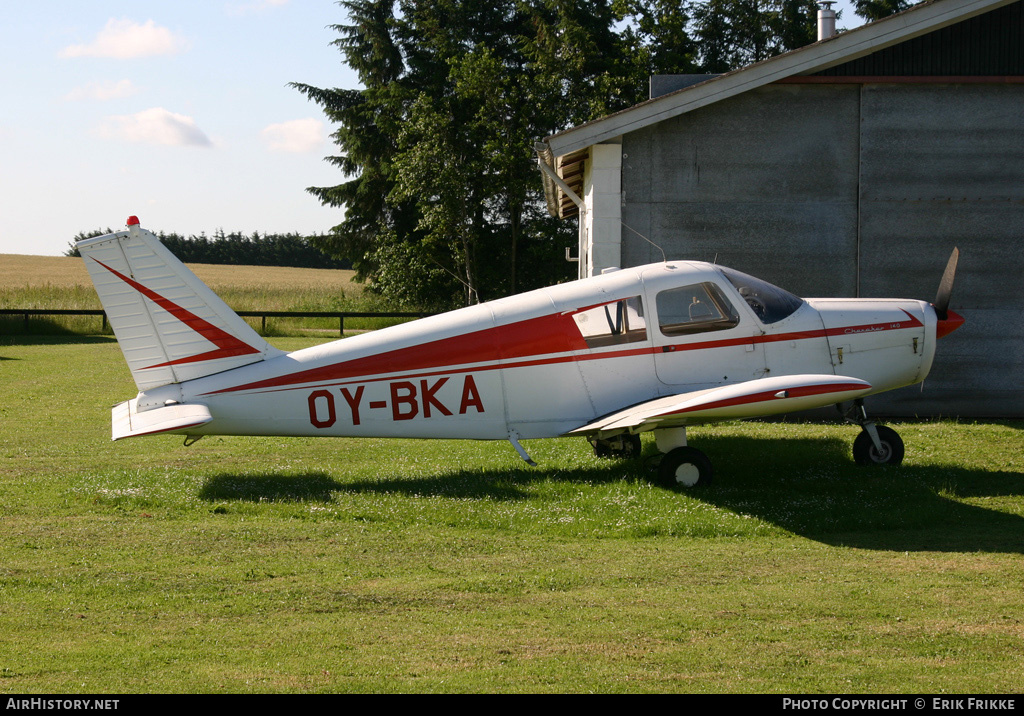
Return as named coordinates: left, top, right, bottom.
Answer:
left=556, top=150, right=587, bottom=219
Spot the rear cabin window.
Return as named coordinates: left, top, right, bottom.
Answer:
left=571, top=296, right=647, bottom=348
left=656, top=283, right=739, bottom=337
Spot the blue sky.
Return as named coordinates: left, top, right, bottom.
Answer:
left=1, top=1, right=862, bottom=257
left=1, top=1, right=356, bottom=256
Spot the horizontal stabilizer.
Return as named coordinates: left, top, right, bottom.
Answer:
left=112, top=399, right=212, bottom=441
left=569, top=374, right=872, bottom=436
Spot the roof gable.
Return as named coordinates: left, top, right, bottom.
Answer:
left=541, top=0, right=1020, bottom=159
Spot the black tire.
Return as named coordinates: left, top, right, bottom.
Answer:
left=658, top=446, right=713, bottom=487
left=852, top=425, right=905, bottom=466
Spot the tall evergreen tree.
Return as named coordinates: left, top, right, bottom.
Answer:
left=689, top=0, right=819, bottom=72
left=295, top=1, right=824, bottom=307
left=614, top=0, right=700, bottom=79
left=295, top=0, right=639, bottom=308
left=853, top=0, right=915, bottom=21
left=292, top=1, right=434, bottom=300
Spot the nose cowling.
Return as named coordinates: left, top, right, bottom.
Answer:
left=934, top=308, right=965, bottom=339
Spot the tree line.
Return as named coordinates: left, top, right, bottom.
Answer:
left=294, top=0, right=914, bottom=310
left=65, top=229, right=351, bottom=270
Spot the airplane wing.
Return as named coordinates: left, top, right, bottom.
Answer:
left=567, top=374, right=873, bottom=437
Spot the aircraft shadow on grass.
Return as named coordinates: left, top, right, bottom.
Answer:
left=197, top=432, right=1024, bottom=555
left=199, top=473, right=346, bottom=504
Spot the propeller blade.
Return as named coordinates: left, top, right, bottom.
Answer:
left=933, top=247, right=959, bottom=320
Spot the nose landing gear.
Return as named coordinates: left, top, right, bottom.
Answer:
left=843, top=399, right=905, bottom=466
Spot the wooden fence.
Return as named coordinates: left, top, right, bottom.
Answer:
left=0, top=309, right=428, bottom=336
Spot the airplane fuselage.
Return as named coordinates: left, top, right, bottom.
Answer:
left=134, top=261, right=939, bottom=443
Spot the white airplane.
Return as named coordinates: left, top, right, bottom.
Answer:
left=78, top=217, right=963, bottom=487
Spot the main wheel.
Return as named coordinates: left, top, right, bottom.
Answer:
left=852, top=425, right=905, bottom=466
left=658, top=446, right=713, bottom=487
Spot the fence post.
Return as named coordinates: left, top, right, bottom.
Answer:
left=339, top=315, right=344, bottom=337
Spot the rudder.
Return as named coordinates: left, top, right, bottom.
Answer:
left=78, top=217, right=283, bottom=391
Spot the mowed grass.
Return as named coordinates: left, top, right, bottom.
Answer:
left=1, top=334, right=1023, bottom=693
left=0, top=253, right=410, bottom=335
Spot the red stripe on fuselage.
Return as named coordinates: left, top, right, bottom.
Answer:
left=204, top=311, right=589, bottom=395
left=202, top=307, right=923, bottom=396
left=90, top=257, right=261, bottom=367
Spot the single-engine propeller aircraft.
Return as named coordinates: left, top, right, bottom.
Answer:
left=78, top=217, right=963, bottom=487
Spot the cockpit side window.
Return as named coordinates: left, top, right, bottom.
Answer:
left=571, top=295, right=647, bottom=348
left=656, top=282, right=739, bottom=337
left=719, top=267, right=804, bottom=324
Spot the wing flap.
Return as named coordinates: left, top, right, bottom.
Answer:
left=569, top=374, right=872, bottom=436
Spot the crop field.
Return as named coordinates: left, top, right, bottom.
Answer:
left=1, top=256, right=1023, bottom=693
left=0, top=253, right=410, bottom=336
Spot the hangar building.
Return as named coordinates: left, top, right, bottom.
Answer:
left=535, top=0, right=1024, bottom=417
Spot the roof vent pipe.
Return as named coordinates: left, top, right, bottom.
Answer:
left=817, top=1, right=837, bottom=40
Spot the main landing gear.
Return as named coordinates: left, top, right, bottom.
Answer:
left=590, top=399, right=905, bottom=489
left=592, top=427, right=713, bottom=488
left=651, top=427, right=713, bottom=487
left=843, top=399, right=905, bottom=466
left=657, top=445, right=713, bottom=488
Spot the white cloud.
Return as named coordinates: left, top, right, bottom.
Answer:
left=227, top=0, right=290, bottom=15
left=98, top=108, right=212, bottom=147
left=65, top=79, right=140, bottom=102
left=60, top=19, right=189, bottom=59
left=261, top=118, right=324, bottom=153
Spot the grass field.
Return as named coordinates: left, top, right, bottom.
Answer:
left=1, top=333, right=1022, bottom=693
left=2, top=254, right=1023, bottom=693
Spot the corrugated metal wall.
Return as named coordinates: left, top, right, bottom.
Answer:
left=616, top=1, right=1024, bottom=416
left=620, top=80, right=1023, bottom=416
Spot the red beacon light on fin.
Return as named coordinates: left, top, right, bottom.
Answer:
left=126, top=216, right=140, bottom=226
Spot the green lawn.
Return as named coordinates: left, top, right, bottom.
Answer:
left=1, top=335, right=1022, bottom=693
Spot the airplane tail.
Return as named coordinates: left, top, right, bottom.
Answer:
left=78, top=217, right=283, bottom=391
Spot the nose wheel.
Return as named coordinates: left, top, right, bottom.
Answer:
left=844, top=400, right=905, bottom=466
left=853, top=425, right=905, bottom=466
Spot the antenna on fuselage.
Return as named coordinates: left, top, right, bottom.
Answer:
left=619, top=220, right=666, bottom=263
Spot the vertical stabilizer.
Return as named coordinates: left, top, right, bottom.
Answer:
left=78, top=218, right=283, bottom=390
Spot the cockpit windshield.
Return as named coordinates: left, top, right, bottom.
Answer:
left=719, top=267, right=804, bottom=324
